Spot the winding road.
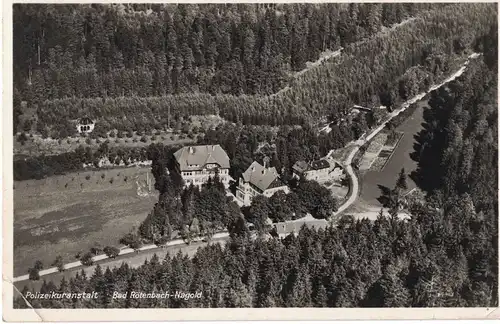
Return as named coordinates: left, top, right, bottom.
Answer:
left=331, top=52, right=480, bottom=216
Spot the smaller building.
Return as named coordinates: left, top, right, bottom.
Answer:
left=292, top=159, right=331, bottom=183
left=274, top=218, right=328, bottom=237
left=76, top=117, right=95, bottom=134
left=329, top=161, right=345, bottom=182
left=236, top=161, right=289, bottom=206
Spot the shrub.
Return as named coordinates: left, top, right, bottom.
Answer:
left=90, top=246, right=102, bottom=255
left=109, top=178, right=114, bottom=184
left=155, top=236, right=170, bottom=246
left=140, top=136, right=148, bottom=143
left=75, top=252, right=82, bottom=259
left=151, top=135, right=157, bottom=141
left=80, top=252, right=94, bottom=266
left=124, top=176, right=128, bottom=182
left=120, top=233, right=142, bottom=250
left=66, top=139, right=71, bottom=144
left=103, top=246, right=120, bottom=258
left=85, top=138, right=91, bottom=145
left=101, top=173, right=105, bottom=179
left=133, top=138, right=138, bottom=143
left=28, top=268, right=40, bottom=281
left=33, top=260, right=43, bottom=271
left=51, top=256, right=65, bottom=272
left=17, top=132, right=27, bottom=144
left=85, top=175, right=91, bottom=180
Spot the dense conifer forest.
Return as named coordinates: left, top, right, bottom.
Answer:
left=14, top=3, right=496, bottom=137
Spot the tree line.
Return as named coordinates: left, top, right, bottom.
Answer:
left=14, top=142, right=175, bottom=181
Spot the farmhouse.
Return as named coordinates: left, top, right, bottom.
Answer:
left=292, top=159, right=331, bottom=183
left=173, top=145, right=231, bottom=188
left=236, top=161, right=289, bottom=206
left=76, top=117, right=95, bottom=134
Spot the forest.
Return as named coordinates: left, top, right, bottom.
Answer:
left=15, top=42, right=498, bottom=307
left=13, top=3, right=496, bottom=137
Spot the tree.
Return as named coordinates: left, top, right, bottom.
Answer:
left=80, top=252, right=94, bottom=266
left=396, top=168, right=408, bottom=191
left=28, top=268, right=40, bottom=281
left=34, top=260, right=43, bottom=271
left=120, top=233, right=142, bottom=250
left=248, top=195, right=272, bottom=234
left=51, top=255, right=65, bottom=272
left=103, top=246, right=120, bottom=259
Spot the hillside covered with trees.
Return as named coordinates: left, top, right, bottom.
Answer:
left=14, top=3, right=496, bottom=138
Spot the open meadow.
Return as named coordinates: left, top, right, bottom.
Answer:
left=13, top=166, right=158, bottom=276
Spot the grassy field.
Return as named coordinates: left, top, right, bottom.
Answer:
left=13, top=167, right=158, bottom=276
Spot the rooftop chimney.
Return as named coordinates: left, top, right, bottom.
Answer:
left=189, top=147, right=194, bottom=154
left=263, top=156, right=270, bottom=168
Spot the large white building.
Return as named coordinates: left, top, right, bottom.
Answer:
left=236, top=161, right=289, bottom=206
left=173, top=145, right=231, bottom=188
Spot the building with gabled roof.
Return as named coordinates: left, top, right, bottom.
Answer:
left=292, top=158, right=332, bottom=183
left=236, top=160, right=289, bottom=206
left=76, top=117, right=95, bottom=134
left=173, top=144, right=231, bottom=188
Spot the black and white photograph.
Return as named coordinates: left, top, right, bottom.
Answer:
left=3, top=0, right=499, bottom=321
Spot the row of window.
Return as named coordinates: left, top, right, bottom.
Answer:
left=79, top=125, right=92, bottom=132
left=182, top=169, right=228, bottom=177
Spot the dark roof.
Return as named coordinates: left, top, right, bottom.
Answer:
left=310, top=159, right=330, bottom=170
left=174, top=145, right=230, bottom=171
left=78, top=117, right=94, bottom=125
left=292, top=160, right=309, bottom=173
left=293, top=159, right=330, bottom=173
left=242, top=161, right=283, bottom=192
